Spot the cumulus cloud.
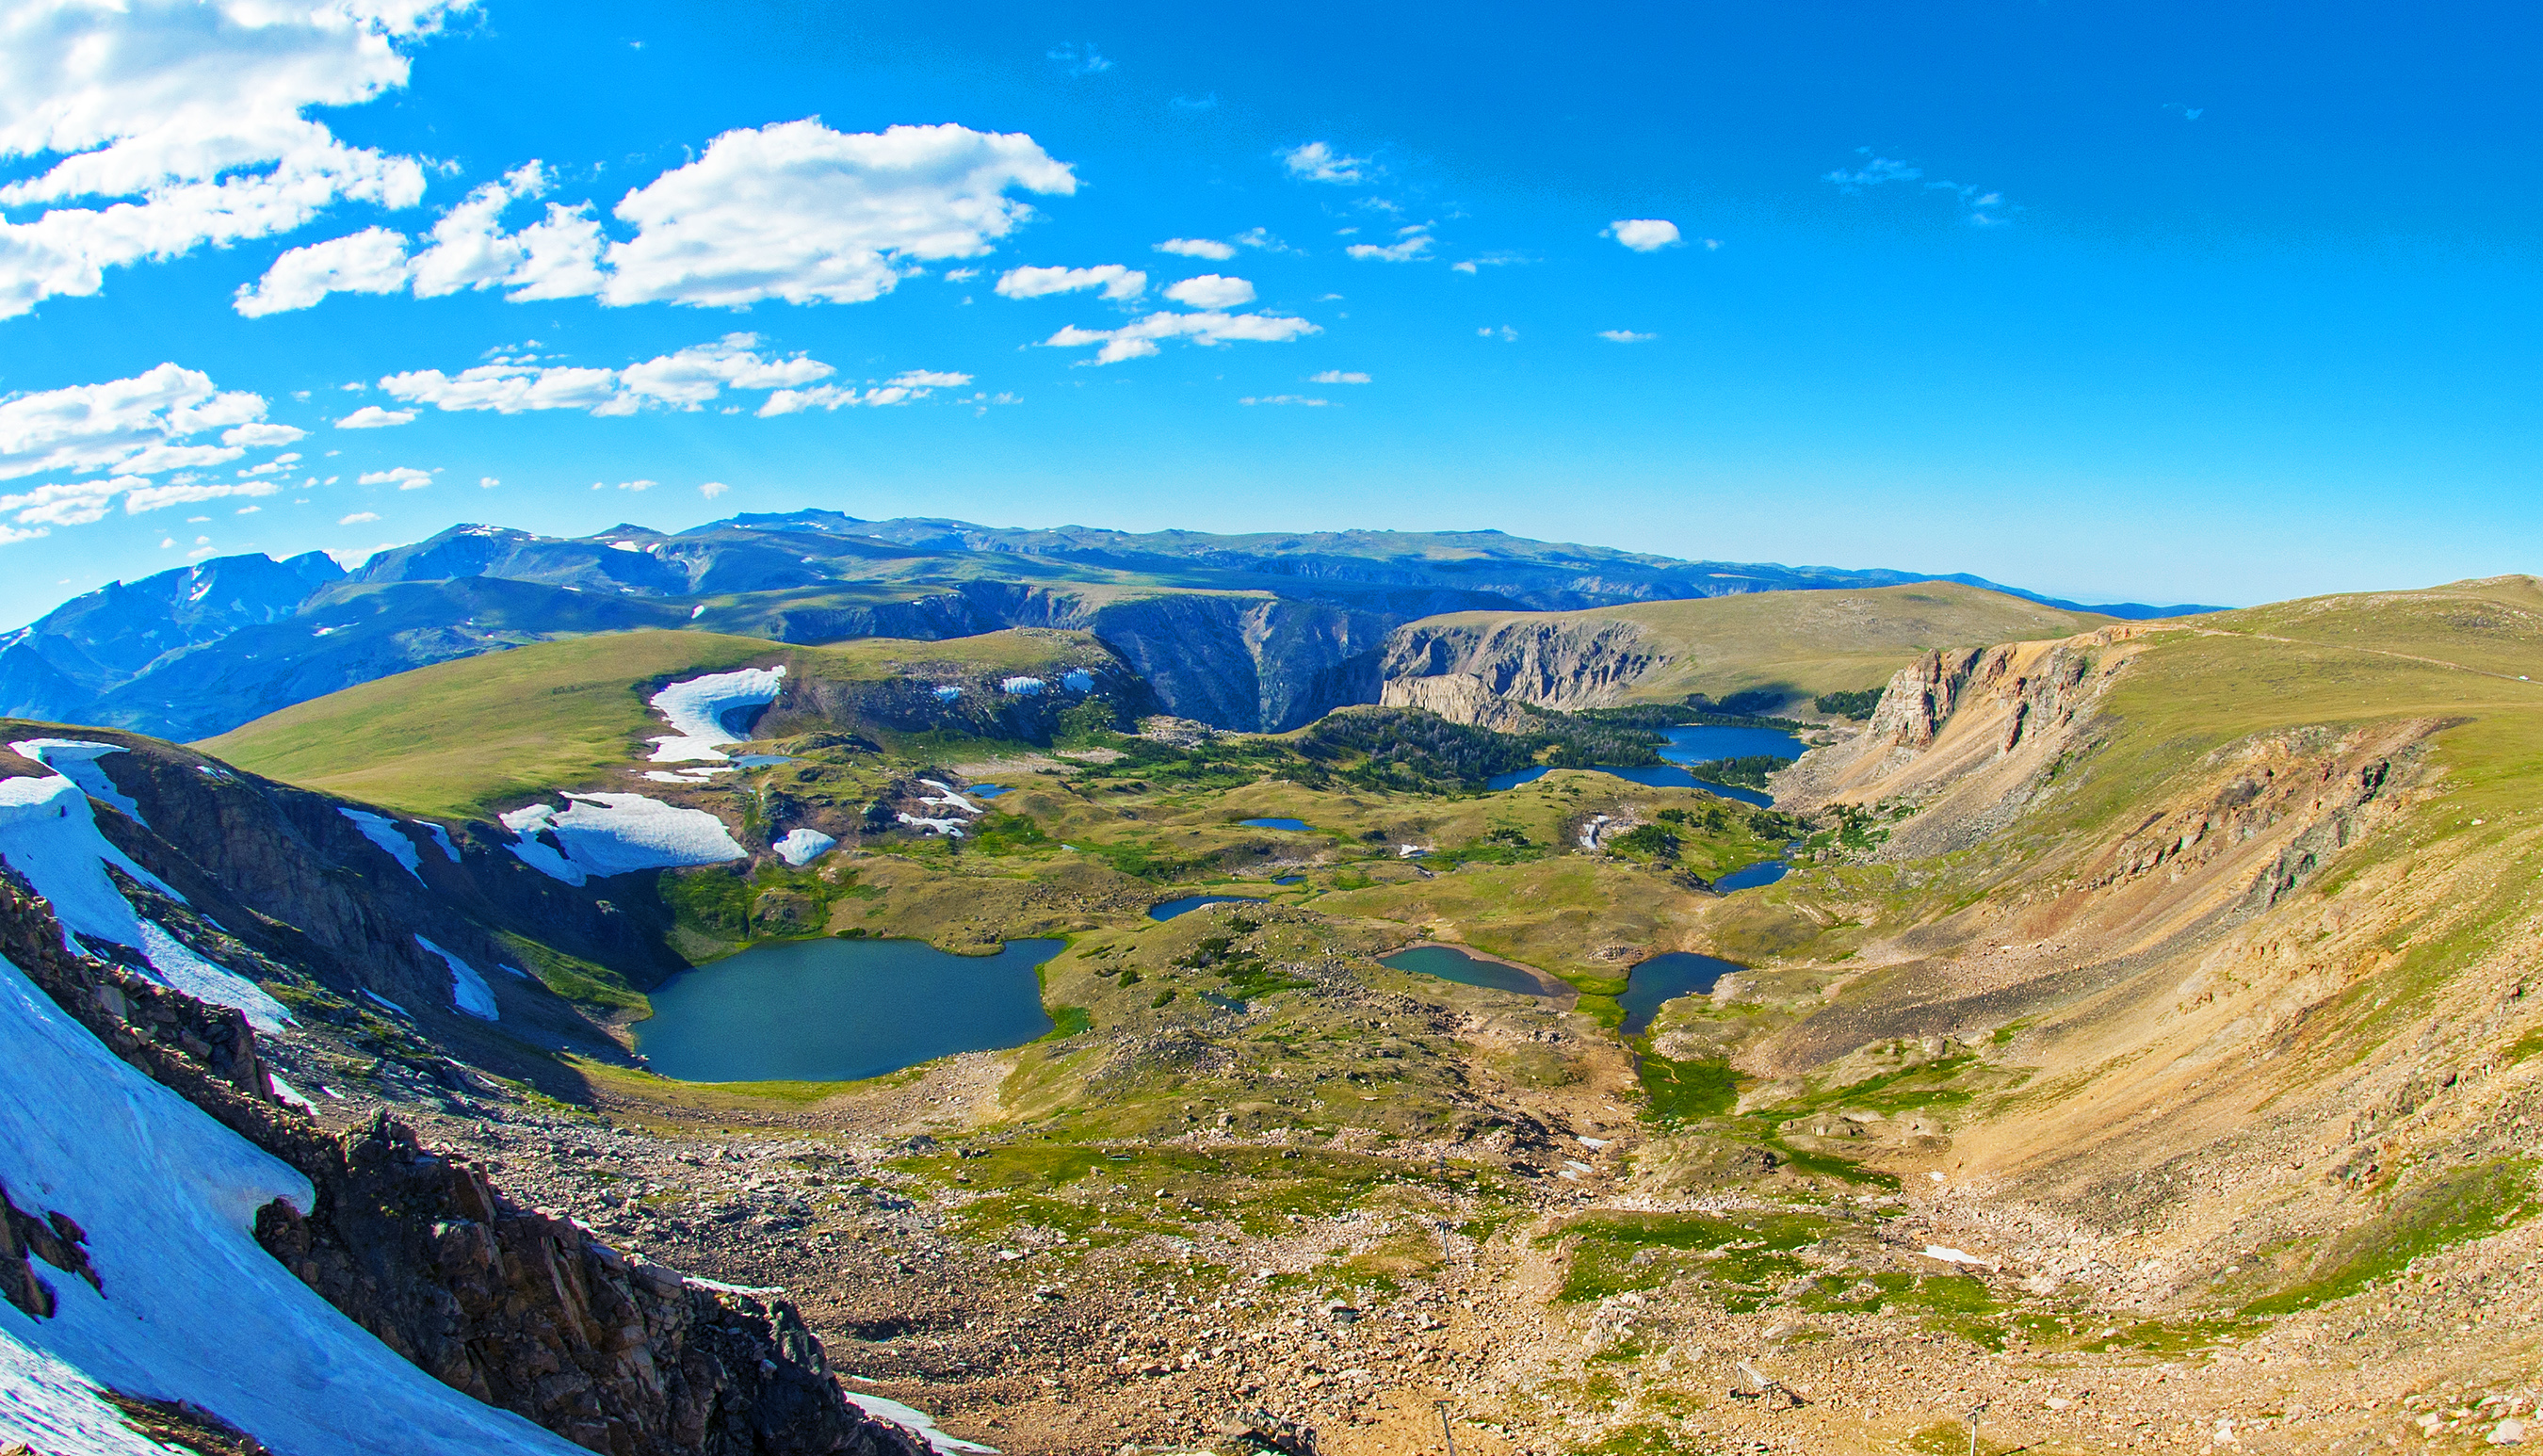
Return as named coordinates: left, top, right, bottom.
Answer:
left=340, top=511, right=379, bottom=524
left=602, top=121, right=1077, bottom=308
left=1041, top=309, right=1319, bottom=365
left=1604, top=219, right=1682, bottom=252
left=336, top=405, right=415, bottom=429
left=700, top=480, right=729, bottom=498
left=1162, top=274, right=1255, bottom=308
left=379, top=334, right=863, bottom=417
left=1307, top=371, right=1371, bottom=384
left=1598, top=330, right=1657, bottom=343
left=995, top=264, right=1145, bottom=300
left=1478, top=325, right=1517, bottom=342
left=0, top=363, right=269, bottom=480
left=235, top=161, right=610, bottom=315
left=358, top=466, right=432, bottom=490
left=1155, top=237, right=1235, bottom=260
left=0, top=0, right=451, bottom=318
left=1346, top=226, right=1433, bottom=263
left=1283, top=142, right=1369, bottom=185
left=1239, top=395, right=1329, bottom=407
left=758, top=369, right=974, bottom=415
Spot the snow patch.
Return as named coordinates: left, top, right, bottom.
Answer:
left=424, top=821, right=462, bottom=863
left=897, top=814, right=966, bottom=837
left=772, top=828, right=836, bottom=866
left=0, top=949, right=584, bottom=1456
left=841, top=1392, right=1000, bottom=1456
left=9, top=740, right=144, bottom=825
left=689, top=604, right=707, bottom=620
left=363, top=990, right=412, bottom=1019
left=608, top=541, right=646, bottom=553
left=0, top=775, right=288, bottom=1030
left=501, top=794, right=747, bottom=884
left=643, top=767, right=735, bottom=785
left=414, top=935, right=498, bottom=1021
left=998, top=676, right=1045, bottom=696
left=1061, top=671, right=1094, bottom=693
left=339, top=808, right=424, bottom=882
left=1921, top=1244, right=2000, bottom=1270
left=267, top=1074, right=317, bottom=1112
left=918, top=780, right=980, bottom=814
left=647, top=665, right=786, bottom=763
left=931, top=685, right=963, bottom=702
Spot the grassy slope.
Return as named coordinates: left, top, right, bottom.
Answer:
left=1406, top=581, right=2115, bottom=704
left=202, top=627, right=1095, bottom=819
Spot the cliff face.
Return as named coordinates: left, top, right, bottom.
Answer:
left=1376, top=617, right=1664, bottom=724
left=0, top=877, right=925, bottom=1456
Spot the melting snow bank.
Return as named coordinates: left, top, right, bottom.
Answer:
left=843, top=1389, right=1000, bottom=1456
left=501, top=793, right=747, bottom=885
left=339, top=809, right=424, bottom=882
left=898, top=815, right=965, bottom=837
left=0, top=952, right=583, bottom=1456
left=0, top=775, right=290, bottom=1032
left=918, top=780, right=980, bottom=815
left=772, top=828, right=836, bottom=866
left=647, top=665, right=786, bottom=763
left=8, top=740, right=144, bottom=825
left=414, top=935, right=499, bottom=1020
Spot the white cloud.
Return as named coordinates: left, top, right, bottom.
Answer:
left=340, top=511, right=379, bottom=524
left=1823, top=152, right=1923, bottom=191
left=1156, top=237, right=1235, bottom=260
left=1604, top=218, right=1682, bottom=252
left=1163, top=274, right=1255, bottom=308
left=995, top=264, right=1146, bottom=300
left=358, top=466, right=431, bottom=490
left=223, top=422, right=304, bottom=447
left=1824, top=150, right=2015, bottom=224
left=590, top=478, right=654, bottom=492
left=1239, top=395, right=1329, bottom=407
left=0, top=0, right=450, bottom=318
left=1598, top=330, right=1658, bottom=343
left=758, top=368, right=974, bottom=414
left=1233, top=227, right=1289, bottom=252
left=700, top=480, right=729, bottom=498
left=0, top=477, right=130, bottom=527
left=380, top=333, right=843, bottom=416
left=0, top=364, right=268, bottom=480
left=234, top=226, right=413, bottom=316
left=1307, top=371, right=1371, bottom=384
left=235, top=162, right=614, bottom=315
left=1346, top=226, right=1433, bottom=263
left=336, top=405, right=414, bottom=429
left=1478, top=325, right=1517, bottom=342
left=1283, top=142, right=1369, bottom=185
left=125, top=478, right=279, bottom=512
left=602, top=121, right=1076, bottom=308
left=1042, top=309, right=1320, bottom=365
left=1047, top=42, right=1111, bottom=76
left=478, top=476, right=498, bottom=488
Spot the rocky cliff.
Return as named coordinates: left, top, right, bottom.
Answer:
left=0, top=875, right=927, bottom=1456
left=1376, top=617, right=1664, bottom=724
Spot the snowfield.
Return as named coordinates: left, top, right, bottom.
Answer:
left=0, top=776, right=290, bottom=1033
left=772, top=828, right=836, bottom=866
left=9, top=740, right=146, bottom=826
left=0, top=950, right=586, bottom=1456
left=500, top=794, right=747, bottom=885
left=997, top=677, right=1044, bottom=696
left=917, top=780, right=981, bottom=815
left=413, top=935, right=498, bottom=1021
left=646, top=666, right=786, bottom=763
left=338, top=810, right=424, bottom=882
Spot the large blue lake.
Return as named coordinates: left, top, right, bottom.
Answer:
left=1617, top=951, right=1745, bottom=1037
left=635, top=937, right=1065, bottom=1082
left=1486, top=724, right=1805, bottom=807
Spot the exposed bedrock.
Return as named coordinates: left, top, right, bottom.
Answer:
left=1375, top=617, right=1665, bottom=724
left=0, top=878, right=925, bottom=1456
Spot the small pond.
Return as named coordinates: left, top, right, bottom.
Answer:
left=1147, top=894, right=1266, bottom=922
left=1713, top=860, right=1790, bottom=892
left=634, top=937, right=1064, bottom=1083
left=728, top=753, right=798, bottom=768
left=1380, top=945, right=1557, bottom=997
left=1239, top=817, right=1314, bottom=832
left=1616, top=951, right=1745, bottom=1038
left=1485, top=725, right=1803, bottom=807
left=1272, top=875, right=1304, bottom=884
left=971, top=785, right=1010, bottom=799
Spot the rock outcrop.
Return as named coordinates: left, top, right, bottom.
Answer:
left=0, top=877, right=927, bottom=1456
left=1378, top=617, right=1664, bottom=724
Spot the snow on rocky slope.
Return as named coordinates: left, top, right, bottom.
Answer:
left=499, top=793, right=747, bottom=884
left=0, top=946, right=584, bottom=1456
left=647, top=666, right=786, bottom=763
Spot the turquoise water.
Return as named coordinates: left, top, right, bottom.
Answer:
left=1240, top=817, right=1314, bottom=831
left=1147, top=894, right=1265, bottom=921
left=1380, top=945, right=1555, bottom=997
left=1617, top=952, right=1743, bottom=1037
left=972, top=785, right=1010, bottom=798
left=634, top=937, right=1064, bottom=1082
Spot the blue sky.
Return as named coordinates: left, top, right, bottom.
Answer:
left=4, top=0, right=2540, bottom=625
